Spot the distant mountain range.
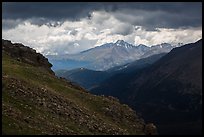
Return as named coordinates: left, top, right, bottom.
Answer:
left=55, top=53, right=166, bottom=91
left=47, top=40, right=181, bottom=71
left=91, top=39, right=202, bottom=135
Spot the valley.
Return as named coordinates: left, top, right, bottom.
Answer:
left=2, top=2, right=202, bottom=135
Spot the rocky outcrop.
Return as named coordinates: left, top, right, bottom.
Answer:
left=2, top=39, right=54, bottom=74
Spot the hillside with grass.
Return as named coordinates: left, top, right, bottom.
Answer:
left=2, top=39, right=153, bottom=135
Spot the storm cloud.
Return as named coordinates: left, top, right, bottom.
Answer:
left=3, top=2, right=202, bottom=29
left=2, top=2, right=202, bottom=55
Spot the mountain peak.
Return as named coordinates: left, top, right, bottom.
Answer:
left=114, top=40, right=134, bottom=49
left=115, top=40, right=125, bottom=44
left=137, top=44, right=148, bottom=48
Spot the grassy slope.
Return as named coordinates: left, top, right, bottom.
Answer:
left=2, top=52, right=145, bottom=135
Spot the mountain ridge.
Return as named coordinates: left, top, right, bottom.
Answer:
left=47, top=40, right=179, bottom=71
left=55, top=53, right=166, bottom=91
left=91, top=39, right=202, bottom=135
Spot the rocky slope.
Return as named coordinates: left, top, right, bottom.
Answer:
left=2, top=39, right=153, bottom=135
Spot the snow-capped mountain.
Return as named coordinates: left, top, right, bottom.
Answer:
left=140, top=43, right=177, bottom=59
left=47, top=40, right=181, bottom=71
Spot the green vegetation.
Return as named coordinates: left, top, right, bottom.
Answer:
left=2, top=52, right=145, bottom=135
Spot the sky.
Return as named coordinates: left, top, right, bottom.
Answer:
left=2, top=2, right=202, bottom=55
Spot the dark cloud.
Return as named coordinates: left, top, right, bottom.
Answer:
left=28, top=18, right=51, bottom=26
left=3, top=2, right=202, bottom=29
left=3, top=2, right=104, bottom=21
left=112, top=3, right=202, bottom=30
left=2, top=19, right=23, bottom=30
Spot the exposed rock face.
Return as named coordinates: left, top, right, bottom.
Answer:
left=2, top=39, right=54, bottom=74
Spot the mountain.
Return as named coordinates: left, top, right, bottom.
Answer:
left=106, top=53, right=166, bottom=74
left=55, top=68, right=111, bottom=91
left=47, top=40, right=178, bottom=71
left=140, top=43, right=173, bottom=58
left=55, top=53, right=166, bottom=91
left=2, top=39, right=154, bottom=135
left=91, top=39, right=202, bottom=135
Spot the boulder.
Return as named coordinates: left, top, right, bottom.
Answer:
left=144, top=123, right=157, bottom=135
